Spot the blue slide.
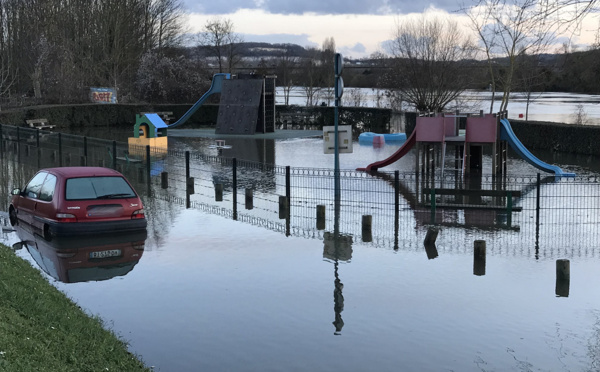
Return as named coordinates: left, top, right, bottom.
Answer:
left=499, top=118, right=575, bottom=177
left=168, top=73, right=231, bottom=128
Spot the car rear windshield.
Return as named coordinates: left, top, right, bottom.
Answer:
left=65, top=176, right=137, bottom=201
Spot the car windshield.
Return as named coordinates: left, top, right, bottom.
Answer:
left=65, top=176, right=137, bottom=201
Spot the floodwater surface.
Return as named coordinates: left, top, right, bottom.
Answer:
left=3, top=134, right=600, bottom=372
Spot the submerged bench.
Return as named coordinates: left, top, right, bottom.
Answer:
left=422, top=187, right=523, bottom=212
left=26, top=118, right=55, bottom=130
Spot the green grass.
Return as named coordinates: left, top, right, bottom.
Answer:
left=0, top=244, right=150, bottom=372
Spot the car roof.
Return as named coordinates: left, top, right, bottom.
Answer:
left=41, top=167, right=123, bottom=178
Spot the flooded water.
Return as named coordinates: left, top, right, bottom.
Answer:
left=280, top=88, right=600, bottom=125
left=3, top=130, right=600, bottom=371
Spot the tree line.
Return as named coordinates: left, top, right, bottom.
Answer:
left=0, top=0, right=598, bottom=114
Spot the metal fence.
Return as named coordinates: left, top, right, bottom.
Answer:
left=1, top=124, right=599, bottom=257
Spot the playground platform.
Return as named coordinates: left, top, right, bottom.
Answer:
left=169, top=128, right=323, bottom=140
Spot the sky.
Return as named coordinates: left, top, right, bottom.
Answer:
left=182, top=0, right=598, bottom=59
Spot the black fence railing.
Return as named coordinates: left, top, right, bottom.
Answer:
left=1, top=124, right=599, bottom=256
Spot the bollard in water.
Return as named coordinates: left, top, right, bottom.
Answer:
left=424, top=227, right=439, bottom=246
left=214, top=183, right=223, bottom=202
left=278, top=196, right=289, bottom=219
left=362, top=215, right=372, bottom=242
left=316, top=205, right=326, bottom=230
left=473, top=240, right=486, bottom=276
left=555, top=259, right=570, bottom=297
left=161, top=172, right=169, bottom=189
left=245, top=188, right=254, bottom=210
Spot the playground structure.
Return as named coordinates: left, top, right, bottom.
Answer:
left=358, top=111, right=575, bottom=178
left=128, top=73, right=276, bottom=155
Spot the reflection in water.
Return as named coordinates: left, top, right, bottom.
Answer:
left=13, top=225, right=146, bottom=283
left=324, top=232, right=353, bottom=335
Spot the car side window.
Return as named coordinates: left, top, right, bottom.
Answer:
left=23, top=172, right=48, bottom=199
left=38, top=174, right=57, bottom=202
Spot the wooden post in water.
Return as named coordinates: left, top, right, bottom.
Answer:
left=362, top=215, right=372, bottom=242
left=316, top=205, right=326, bottom=230
left=556, top=259, right=570, bottom=297
left=215, top=183, right=223, bottom=201
left=245, top=188, right=254, bottom=210
left=473, top=240, right=486, bottom=276
left=187, top=177, right=195, bottom=194
left=161, top=172, right=169, bottom=189
left=278, top=195, right=288, bottom=219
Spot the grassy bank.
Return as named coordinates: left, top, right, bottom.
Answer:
left=0, top=244, right=150, bottom=372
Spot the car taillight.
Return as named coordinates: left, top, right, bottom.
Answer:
left=132, top=209, right=145, bottom=219
left=56, top=213, right=77, bottom=223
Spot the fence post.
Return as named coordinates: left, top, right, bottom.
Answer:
left=58, top=133, right=62, bottom=167
left=112, top=141, right=117, bottom=170
left=430, top=187, right=436, bottom=223
left=0, top=125, right=3, bottom=156
left=506, top=191, right=513, bottom=226
left=232, top=158, right=238, bottom=220
left=185, top=150, right=190, bottom=180
left=536, top=173, right=541, bottom=228
left=83, top=136, right=88, bottom=159
left=285, top=165, right=291, bottom=204
left=16, top=127, right=20, bottom=162
left=146, top=145, right=151, bottom=194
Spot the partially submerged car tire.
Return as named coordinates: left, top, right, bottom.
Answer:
left=9, top=206, right=18, bottom=226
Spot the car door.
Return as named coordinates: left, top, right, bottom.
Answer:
left=16, top=172, right=48, bottom=226
left=31, top=173, right=58, bottom=230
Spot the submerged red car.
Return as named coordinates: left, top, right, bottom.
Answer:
left=9, top=167, right=146, bottom=239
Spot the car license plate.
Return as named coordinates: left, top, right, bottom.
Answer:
left=89, top=249, right=121, bottom=259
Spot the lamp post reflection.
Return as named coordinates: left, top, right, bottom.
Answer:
left=324, top=231, right=352, bottom=335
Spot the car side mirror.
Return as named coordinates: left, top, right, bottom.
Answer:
left=11, top=188, right=21, bottom=196
left=12, top=242, right=23, bottom=251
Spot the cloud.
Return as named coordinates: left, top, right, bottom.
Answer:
left=182, top=0, right=459, bottom=15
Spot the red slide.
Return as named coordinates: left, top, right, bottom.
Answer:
left=356, top=131, right=417, bottom=172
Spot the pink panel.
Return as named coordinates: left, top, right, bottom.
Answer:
left=415, top=117, right=445, bottom=142
left=444, top=117, right=457, bottom=137
left=465, top=115, right=497, bottom=143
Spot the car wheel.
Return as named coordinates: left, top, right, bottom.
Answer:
left=9, top=207, right=18, bottom=226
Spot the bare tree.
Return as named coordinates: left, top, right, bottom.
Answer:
left=515, top=53, right=548, bottom=120
left=275, top=44, right=298, bottom=105
left=388, top=15, right=477, bottom=112
left=466, top=0, right=557, bottom=112
left=199, top=17, right=243, bottom=73
left=299, top=47, right=323, bottom=106
left=0, top=0, right=184, bottom=104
